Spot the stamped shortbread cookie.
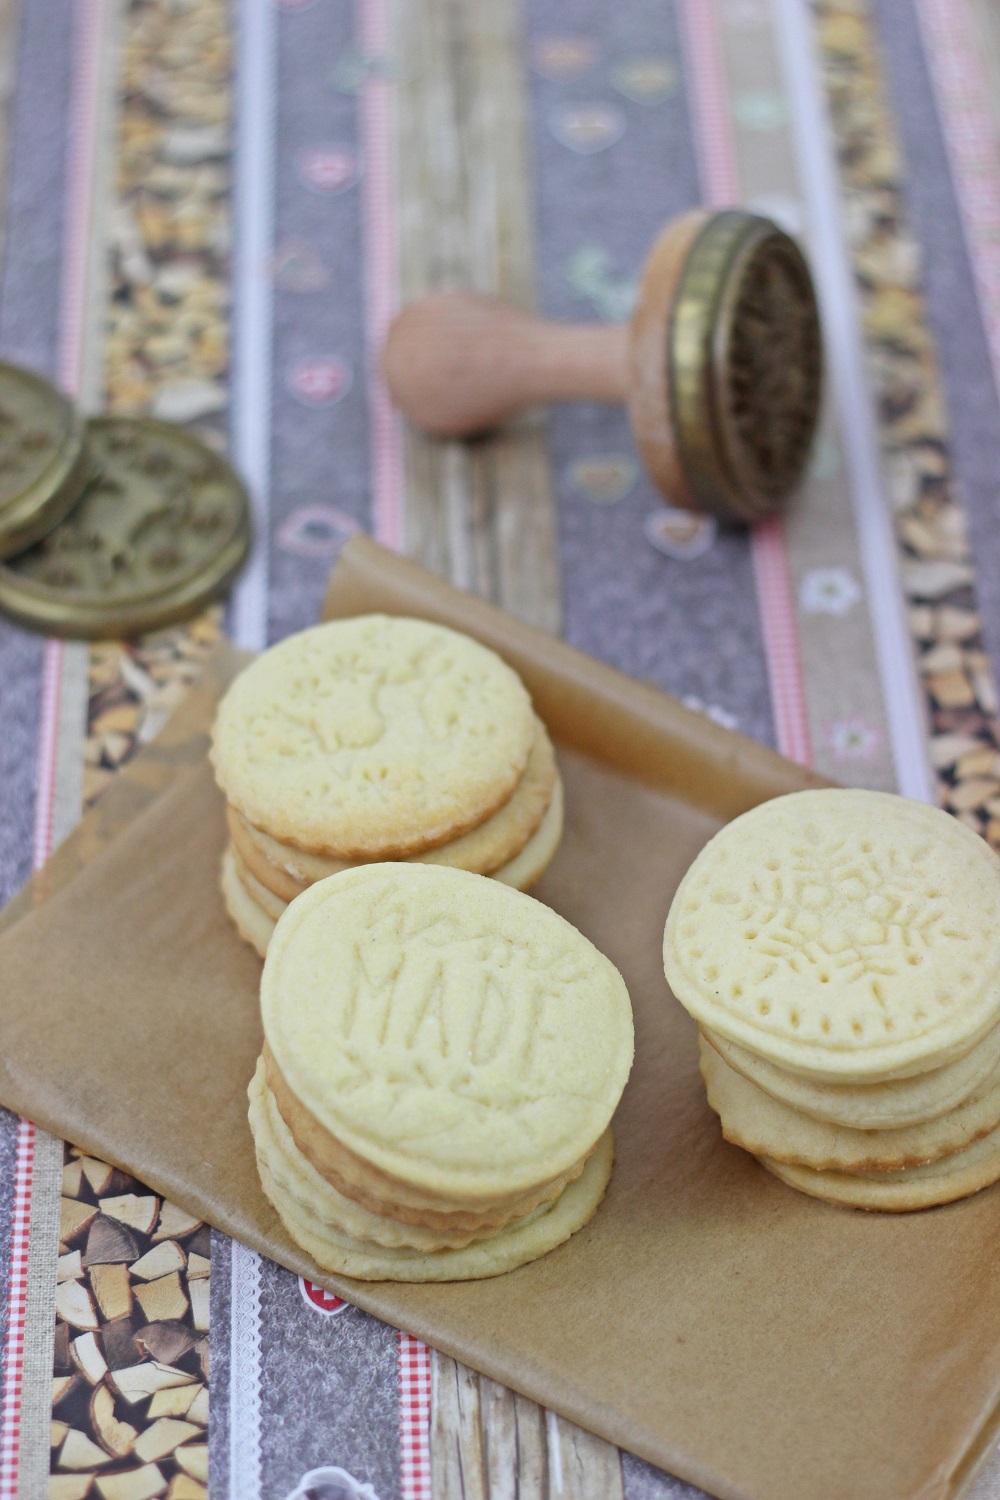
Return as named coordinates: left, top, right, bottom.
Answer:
left=703, top=1017, right=1000, bottom=1130
left=262, top=863, right=633, bottom=1200
left=224, top=780, right=565, bottom=960
left=233, top=715, right=558, bottom=889
left=249, top=863, right=633, bottom=1278
left=664, top=790, right=1000, bottom=1082
left=212, top=615, right=536, bottom=859
left=254, top=1066, right=615, bottom=1279
left=699, top=1037, right=1000, bottom=1173
left=759, top=1119, right=1000, bottom=1211
left=233, top=772, right=564, bottom=911
left=250, top=1059, right=612, bottom=1264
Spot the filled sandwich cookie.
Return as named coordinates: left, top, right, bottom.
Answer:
left=212, top=615, right=564, bottom=955
left=663, top=788, right=1000, bottom=1211
left=248, top=863, right=634, bottom=1280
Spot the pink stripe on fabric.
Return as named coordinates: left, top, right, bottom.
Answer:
left=676, top=0, right=740, bottom=207
left=397, top=1331, right=432, bottom=1499
left=676, top=0, right=813, bottom=767
left=358, top=0, right=404, bottom=551
left=916, top=0, right=1000, bottom=407
left=31, top=640, right=64, bottom=872
left=750, top=516, right=813, bottom=766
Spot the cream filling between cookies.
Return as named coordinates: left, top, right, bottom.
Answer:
left=262, top=1045, right=589, bottom=1233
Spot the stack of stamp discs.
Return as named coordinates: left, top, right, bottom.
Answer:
left=0, top=360, right=250, bottom=638
left=663, top=788, right=1000, bottom=1211
left=0, top=365, right=94, bottom=559
left=211, top=614, right=565, bottom=958
left=248, top=862, right=634, bottom=1280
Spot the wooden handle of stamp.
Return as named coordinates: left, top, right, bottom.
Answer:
left=381, top=211, right=823, bottom=522
left=382, top=291, right=631, bottom=438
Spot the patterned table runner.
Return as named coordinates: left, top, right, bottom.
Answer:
left=1, top=0, right=1000, bottom=1495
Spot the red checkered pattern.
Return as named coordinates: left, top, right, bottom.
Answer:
left=677, top=0, right=741, bottom=208
left=0, top=1120, right=36, bottom=1500
left=678, top=0, right=813, bottom=772
left=397, top=1331, right=432, bottom=1499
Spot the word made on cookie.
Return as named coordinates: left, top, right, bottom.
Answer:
left=251, top=863, right=634, bottom=1279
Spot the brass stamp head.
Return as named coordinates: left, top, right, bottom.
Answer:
left=630, top=210, right=823, bottom=523
left=671, top=212, right=823, bottom=521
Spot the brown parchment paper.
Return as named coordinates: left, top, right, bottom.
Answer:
left=1, top=537, right=999, bottom=1500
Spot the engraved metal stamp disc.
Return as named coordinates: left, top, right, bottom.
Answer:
left=671, top=214, right=821, bottom=522
left=669, top=212, right=823, bottom=522
left=0, top=416, right=251, bottom=638
left=627, top=210, right=822, bottom=521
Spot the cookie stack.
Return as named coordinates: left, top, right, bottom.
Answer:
left=663, top=789, right=1000, bottom=1211
left=248, top=863, right=634, bottom=1280
left=211, top=614, right=563, bottom=957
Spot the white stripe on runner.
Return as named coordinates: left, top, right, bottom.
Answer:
left=30, top=639, right=65, bottom=872
left=770, top=0, right=934, bottom=802
left=228, top=0, right=277, bottom=651
left=0, top=1122, right=34, bottom=1500
left=545, top=1408, right=564, bottom=1494
left=229, top=1238, right=264, bottom=1500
